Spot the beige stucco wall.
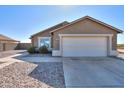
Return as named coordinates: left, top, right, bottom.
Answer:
left=0, top=43, right=3, bottom=51
left=4, top=43, right=18, bottom=51
left=52, top=19, right=118, bottom=50
left=0, top=41, right=18, bottom=51
left=31, top=22, right=69, bottom=47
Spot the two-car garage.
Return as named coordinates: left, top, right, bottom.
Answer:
left=60, top=34, right=110, bottom=57
left=51, top=16, right=121, bottom=57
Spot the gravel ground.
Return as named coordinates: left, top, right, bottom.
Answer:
left=29, top=62, right=65, bottom=88
left=0, top=62, right=65, bottom=88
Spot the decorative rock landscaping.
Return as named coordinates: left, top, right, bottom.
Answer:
left=0, top=62, right=65, bottom=88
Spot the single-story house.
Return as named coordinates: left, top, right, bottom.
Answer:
left=0, top=34, right=20, bottom=51
left=30, top=16, right=123, bottom=57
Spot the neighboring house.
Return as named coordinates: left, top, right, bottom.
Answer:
left=30, top=16, right=123, bottom=57
left=0, top=34, right=19, bottom=51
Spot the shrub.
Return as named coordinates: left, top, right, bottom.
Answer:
left=39, top=45, right=49, bottom=54
left=27, top=46, right=36, bottom=54
left=35, top=47, right=39, bottom=53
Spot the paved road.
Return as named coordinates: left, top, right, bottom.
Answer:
left=63, top=57, right=124, bottom=88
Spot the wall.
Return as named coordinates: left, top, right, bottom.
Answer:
left=0, top=41, right=18, bottom=51
left=52, top=19, right=117, bottom=50
left=0, top=43, right=3, bottom=51
left=31, top=31, right=50, bottom=47
left=16, top=43, right=32, bottom=50
left=5, top=43, right=18, bottom=51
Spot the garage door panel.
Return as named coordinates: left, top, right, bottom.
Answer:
left=62, top=36, right=107, bottom=57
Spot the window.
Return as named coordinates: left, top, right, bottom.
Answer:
left=39, top=37, right=51, bottom=48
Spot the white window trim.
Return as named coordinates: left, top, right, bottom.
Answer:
left=58, top=34, right=114, bottom=56
left=38, top=37, right=51, bottom=49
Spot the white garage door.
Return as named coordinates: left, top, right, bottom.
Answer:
left=62, top=36, right=107, bottom=57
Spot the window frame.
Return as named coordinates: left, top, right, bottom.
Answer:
left=38, top=37, right=51, bottom=49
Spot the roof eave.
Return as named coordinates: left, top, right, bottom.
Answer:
left=50, top=16, right=124, bottom=34
left=30, top=21, right=69, bottom=38
left=0, top=39, right=20, bottom=42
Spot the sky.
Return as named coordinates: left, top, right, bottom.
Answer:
left=0, top=5, right=124, bottom=44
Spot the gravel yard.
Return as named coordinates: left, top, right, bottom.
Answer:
left=0, top=62, right=65, bottom=88
left=29, top=62, right=65, bottom=88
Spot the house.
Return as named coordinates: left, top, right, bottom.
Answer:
left=30, top=16, right=123, bottom=57
left=0, top=34, right=20, bottom=51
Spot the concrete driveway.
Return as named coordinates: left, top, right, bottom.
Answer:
left=63, top=57, right=124, bottom=88
left=0, top=50, right=26, bottom=58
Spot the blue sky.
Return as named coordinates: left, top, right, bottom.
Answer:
left=0, top=5, right=124, bottom=44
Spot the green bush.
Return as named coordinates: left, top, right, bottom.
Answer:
left=27, top=46, right=36, bottom=54
left=39, top=45, right=49, bottom=54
